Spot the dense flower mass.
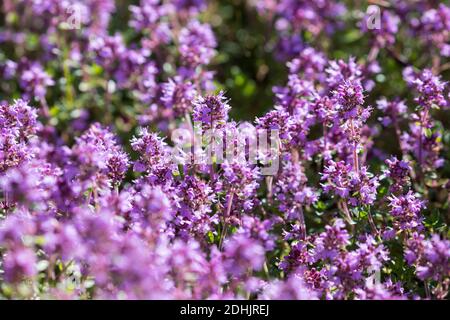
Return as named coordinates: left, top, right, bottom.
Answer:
left=0, top=0, right=449, bottom=300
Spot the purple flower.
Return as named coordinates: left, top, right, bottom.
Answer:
left=165, top=239, right=208, bottom=292
left=171, top=0, right=206, bottom=14
left=224, top=233, right=265, bottom=277
left=275, top=161, right=317, bottom=222
left=72, top=123, right=129, bottom=189
left=361, top=10, right=400, bottom=46
left=287, top=47, right=327, bottom=82
left=420, top=4, right=450, bottom=57
left=89, top=33, right=126, bottom=72
left=160, top=77, right=197, bottom=117
left=0, top=213, right=38, bottom=283
left=130, top=0, right=165, bottom=32
left=174, top=175, right=216, bottom=239
left=401, top=122, right=444, bottom=171
left=260, top=276, right=319, bottom=300
left=322, top=161, right=379, bottom=206
left=376, top=98, right=407, bottom=127
left=415, top=234, right=450, bottom=282
left=3, top=247, right=37, bottom=283
left=279, top=241, right=310, bottom=274
left=107, top=151, right=130, bottom=186
left=312, top=95, right=337, bottom=125
left=0, top=99, right=38, bottom=139
left=239, top=216, right=275, bottom=251
left=326, top=57, right=362, bottom=91
left=333, top=80, right=365, bottom=119
left=355, top=235, right=389, bottom=272
left=404, top=232, right=426, bottom=266
left=221, top=160, right=260, bottom=214
left=0, top=100, right=38, bottom=173
left=0, top=59, right=17, bottom=80
left=131, top=128, right=171, bottom=174
left=355, top=281, right=405, bottom=300
left=0, top=0, right=450, bottom=301
left=274, top=74, right=314, bottom=114
left=410, top=69, right=447, bottom=110
left=311, top=219, right=350, bottom=262
left=19, top=61, right=54, bottom=101
left=255, top=106, right=291, bottom=140
left=131, top=184, right=173, bottom=238
left=384, top=157, right=411, bottom=192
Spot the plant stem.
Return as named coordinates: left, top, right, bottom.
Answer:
left=298, top=206, right=306, bottom=240
left=424, top=281, right=431, bottom=299
left=265, top=176, right=273, bottom=204
left=350, top=119, right=359, bottom=175
left=417, top=109, right=429, bottom=182
left=367, top=206, right=379, bottom=236
left=4, top=192, right=9, bottom=215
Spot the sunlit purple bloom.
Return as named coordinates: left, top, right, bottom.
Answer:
left=131, top=128, right=170, bottom=173
left=311, top=219, right=350, bottom=262
left=401, top=122, right=444, bottom=171
left=410, top=69, right=447, bottom=110
left=333, top=80, right=365, bottom=119
left=275, top=161, right=317, bottom=223
left=192, top=91, right=230, bottom=131
left=322, top=161, right=379, bottom=206
left=260, top=275, right=319, bottom=300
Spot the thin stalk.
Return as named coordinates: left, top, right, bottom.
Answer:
left=393, top=120, right=407, bottom=156
left=104, top=80, right=113, bottom=125
left=432, top=56, right=441, bottom=75
left=424, top=281, right=431, bottom=299
left=298, top=206, right=306, bottom=240
left=417, top=109, right=429, bottom=182
left=4, top=192, right=9, bottom=215
left=368, top=45, right=379, bottom=62
left=265, top=176, right=273, bottom=204
left=87, top=189, right=92, bottom=206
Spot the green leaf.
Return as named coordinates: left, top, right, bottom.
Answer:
left=424, top=128, right=433, bottom=138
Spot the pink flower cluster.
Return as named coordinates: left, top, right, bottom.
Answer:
left=0, top=0, right=449, bottom=300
